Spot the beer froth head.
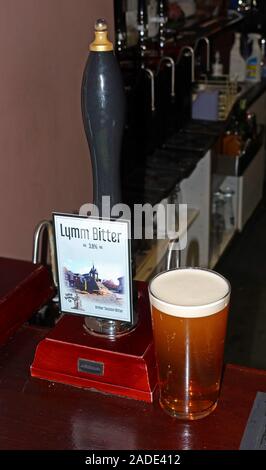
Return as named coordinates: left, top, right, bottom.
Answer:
left=149, top=268, right=230, bottom=318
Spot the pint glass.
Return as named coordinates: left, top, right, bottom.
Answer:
left=149, top=268, right=230, bottom=420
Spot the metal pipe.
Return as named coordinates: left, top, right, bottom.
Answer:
left=143, top=67, right=155, bottom=112
left=33, top=220, right=58, bottom=287
left=167, top=238, right=180, bottom=270
left=194, top=36, right=211, bottom=73
left=157, top=56, right=175, bottom=98
left=176, top=46, right=195, bottom=82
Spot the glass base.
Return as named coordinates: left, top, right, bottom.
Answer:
left=159, top=398, right=218, bottom=420
left=84, top=317, right=136, bottom=340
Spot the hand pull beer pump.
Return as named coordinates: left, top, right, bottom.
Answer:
left=31, top=19, right=157, bottom=402
left=81, top=19, right=137, bottom=338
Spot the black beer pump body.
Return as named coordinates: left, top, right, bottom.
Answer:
left=81, top=19, right=125, bottom=215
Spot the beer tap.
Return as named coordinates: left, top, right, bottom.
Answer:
left=157, top=56, right=175, bottom=98
left=194, top=36, right=210, bottom=74
left=176, top=46, right=195, bottom=83
left=158, top=0, right=167, bottom=54
left=137, top=0, right=148, bottom=59
left=114, top=0, right=127, bottom=54
left=143, top=67, right=155, bottom=112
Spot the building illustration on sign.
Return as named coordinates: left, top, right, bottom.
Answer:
left=63, top=263, right=125, bottom=310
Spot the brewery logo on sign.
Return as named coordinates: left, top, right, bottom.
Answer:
left=53, top=214, right=132, bottom=323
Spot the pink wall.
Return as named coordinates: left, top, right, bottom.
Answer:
left=0, top=0, right=114, bottom=260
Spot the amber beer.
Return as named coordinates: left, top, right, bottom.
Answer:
left=149, top=268, right=230, bottom=420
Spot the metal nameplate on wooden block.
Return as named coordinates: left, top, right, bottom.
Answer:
left=240, top=391, right=266, bottom=450
left=78, top=358, right=104, bottom=376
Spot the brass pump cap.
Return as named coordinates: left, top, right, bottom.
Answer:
left=90, top=18, right=113, bottom=52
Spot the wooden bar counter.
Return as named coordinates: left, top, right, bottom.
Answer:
left=0, top=321, right=266, bottom=450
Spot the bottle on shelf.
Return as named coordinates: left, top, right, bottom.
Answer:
left=212, top=51, right=224, bottom=78
left=246, top=33, right=262, bottom=82
left=229, top=33, right=246, bottom=82
left=221, top=95, right=258, bottom=157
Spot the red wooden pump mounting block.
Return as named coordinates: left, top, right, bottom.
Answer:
left=31, top=282, right=158, bottom=402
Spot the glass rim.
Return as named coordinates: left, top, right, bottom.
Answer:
left=148, top=267, right=231, bottom=310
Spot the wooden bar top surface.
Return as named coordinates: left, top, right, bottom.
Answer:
left=0, top=324, right=265, bottom=450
